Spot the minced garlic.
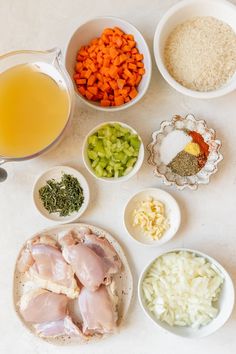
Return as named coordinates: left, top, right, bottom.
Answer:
left=133, top=197, right=169, bottom=240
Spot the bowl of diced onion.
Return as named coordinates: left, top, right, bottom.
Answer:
left=82, top=121, right=144, bottom=182
left=138, top=249, right=235, bottom=338
left=123, top=188, right=181, bottom=246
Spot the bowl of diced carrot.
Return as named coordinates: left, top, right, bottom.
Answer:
left=65, top=16, right=152, bottom=111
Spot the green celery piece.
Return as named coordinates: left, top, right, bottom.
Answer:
left=114, top=151, right=125, bottom=162
left=127, top=157, right=137, bottom=168
left=95, top=164, right=104, bottom=177
left=88, top=134, right=98, bottom=146
left=87, top=150, right=98, bottom=160
left=106, top=165, right=113, bottom=173
left=91, top=158, right=99, bottom=168
left=103, top=125, right=113, bottom=137
left=100, top=158, right=108, bottom=168
left=130, top=135, right=141, bottom=150
left=124, top=166, right=133, bottom=175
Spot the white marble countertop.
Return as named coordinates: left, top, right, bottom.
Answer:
left=0, top=0, right=236, bottom=353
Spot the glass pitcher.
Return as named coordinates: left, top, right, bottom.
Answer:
left=0, top=48, right=75, bottom=182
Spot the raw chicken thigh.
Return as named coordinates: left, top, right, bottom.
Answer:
left=17, top=236, right=79, bottom=298
left=19, top=289, right=83, bottom=338
left=78, top=285, right=118, bottom=335
left=19, top=289, right=68, bottom=323
left=83, top=233, right=122, bottom=274
left=60, top=228, right=122, bottom=292
left=35, top=316, right=83, bottom=338
left=62, top=243, right=107, bottom=291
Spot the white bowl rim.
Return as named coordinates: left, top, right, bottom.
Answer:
left=138, top=247, right=235, bottom=338
left=153, top=0, right=236, bottom=99
left=123, top=187, right=181, bottom=247
left=82, top=121, right=144, bottom=183
left=32, top=165, right=90, bottom=223
left=65, top=15, right=152, bottom=111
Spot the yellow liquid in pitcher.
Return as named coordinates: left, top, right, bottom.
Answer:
left=0, top=64, right=70, bottom=158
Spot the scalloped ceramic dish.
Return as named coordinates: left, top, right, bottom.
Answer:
left=147, top=114, right=223, bottom=190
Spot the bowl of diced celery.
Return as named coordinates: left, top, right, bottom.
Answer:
left=83, top=122, right=144, bottom=182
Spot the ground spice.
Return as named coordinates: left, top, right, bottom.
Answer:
left=168, top=150, right=200, bottom=176
left=189, top=131, right=209, bottom=157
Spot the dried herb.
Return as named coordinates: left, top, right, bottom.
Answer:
left=39, top=173, right=84, bottom=217
left=168, top=151, right=200, bottom=176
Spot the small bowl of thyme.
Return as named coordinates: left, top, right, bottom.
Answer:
left=33, top=166, right=90, bottom=223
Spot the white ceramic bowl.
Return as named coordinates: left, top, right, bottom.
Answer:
left=82, top=121, right=144, bottom=183
left=33, top=166, right=90, bottom=223
left=124, top=188, right=180, bottom=246
left=138, top=248, right=235, bottom=338
left=153, top=0, right=236, bottom=99
left=65, top=16, right=152, bottom=111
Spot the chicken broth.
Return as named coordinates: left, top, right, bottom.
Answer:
left=0, top=63, right=70, bottom=158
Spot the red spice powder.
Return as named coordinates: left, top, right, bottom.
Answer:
left=189, top=131, right=209, bottom=157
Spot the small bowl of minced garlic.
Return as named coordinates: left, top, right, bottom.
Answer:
left=123, top=188, right=181, bottom=246
left=147, top=114, right=223, bottom=190
left=153, top=0, right=236, bottom=99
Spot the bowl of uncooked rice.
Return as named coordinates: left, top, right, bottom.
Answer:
left=153, top=0, right=236, bottom=98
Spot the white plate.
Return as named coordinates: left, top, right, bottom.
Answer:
left=33, top=166, right=90, bottom=223
left=138, top=248, right=235, bottom=338
left=13, top=223, right=133, bottom=345
left=123, top=188, right=180, bottom=246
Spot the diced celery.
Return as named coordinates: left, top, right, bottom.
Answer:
left=87, top=150, right=98, bottom=160
left=88, top=134, right=98, bottom=146
left=91, top=158, right=99, bottom=168
left=127, top=157, right=137, bottom=168
left=86, top=123, right=141, bottom=179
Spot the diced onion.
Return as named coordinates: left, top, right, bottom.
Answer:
left=142, top=251, right=224, bottom=328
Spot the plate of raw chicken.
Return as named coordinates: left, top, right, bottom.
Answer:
left=13, top=223, right=133, bottom=345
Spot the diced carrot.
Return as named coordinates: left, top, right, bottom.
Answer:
left=90, top=62, right=97, bottom=72
left=114, top=95, right=124, bottom=106
left=122, top=45, right=131, bottom=52
left=131, top=48, right=138, bottom=54
left=84, top=69, right=92, bottom=79
left=101, top=99, right=111, bottom=107
left=128, top=63, right=137, bottom=71
left=117, top=79, right=125, bottom=89
left=119, top=54, right=127, bottom=64
left=128, top=40, right=136, bottom=48
left=103, top=57, right=110, bottom=67
left=124, top=69, right=133, bottom=79
left=129, top=88, right=138, bottom=99
left=103, top=92, right=109, bottom=100
left=135, top=75, right=142, bottom=86
left=138, top=68, right=145, bottom=75
left=75, top=62, right=83, bottom=72
left=78, top=86, right=86, bottom=96
left=85, top=90, right=93, bottom=100
left=110, top=80, right=118, bottom=90
left=136, top=54, right=144, bottom=61
left=73, top=26, right=145, bottom=107
left=76, top=78, right=86, bottom=85
left=87, top=74, right=96, bottom=86
left=87, top=86, right=98, bottom=95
